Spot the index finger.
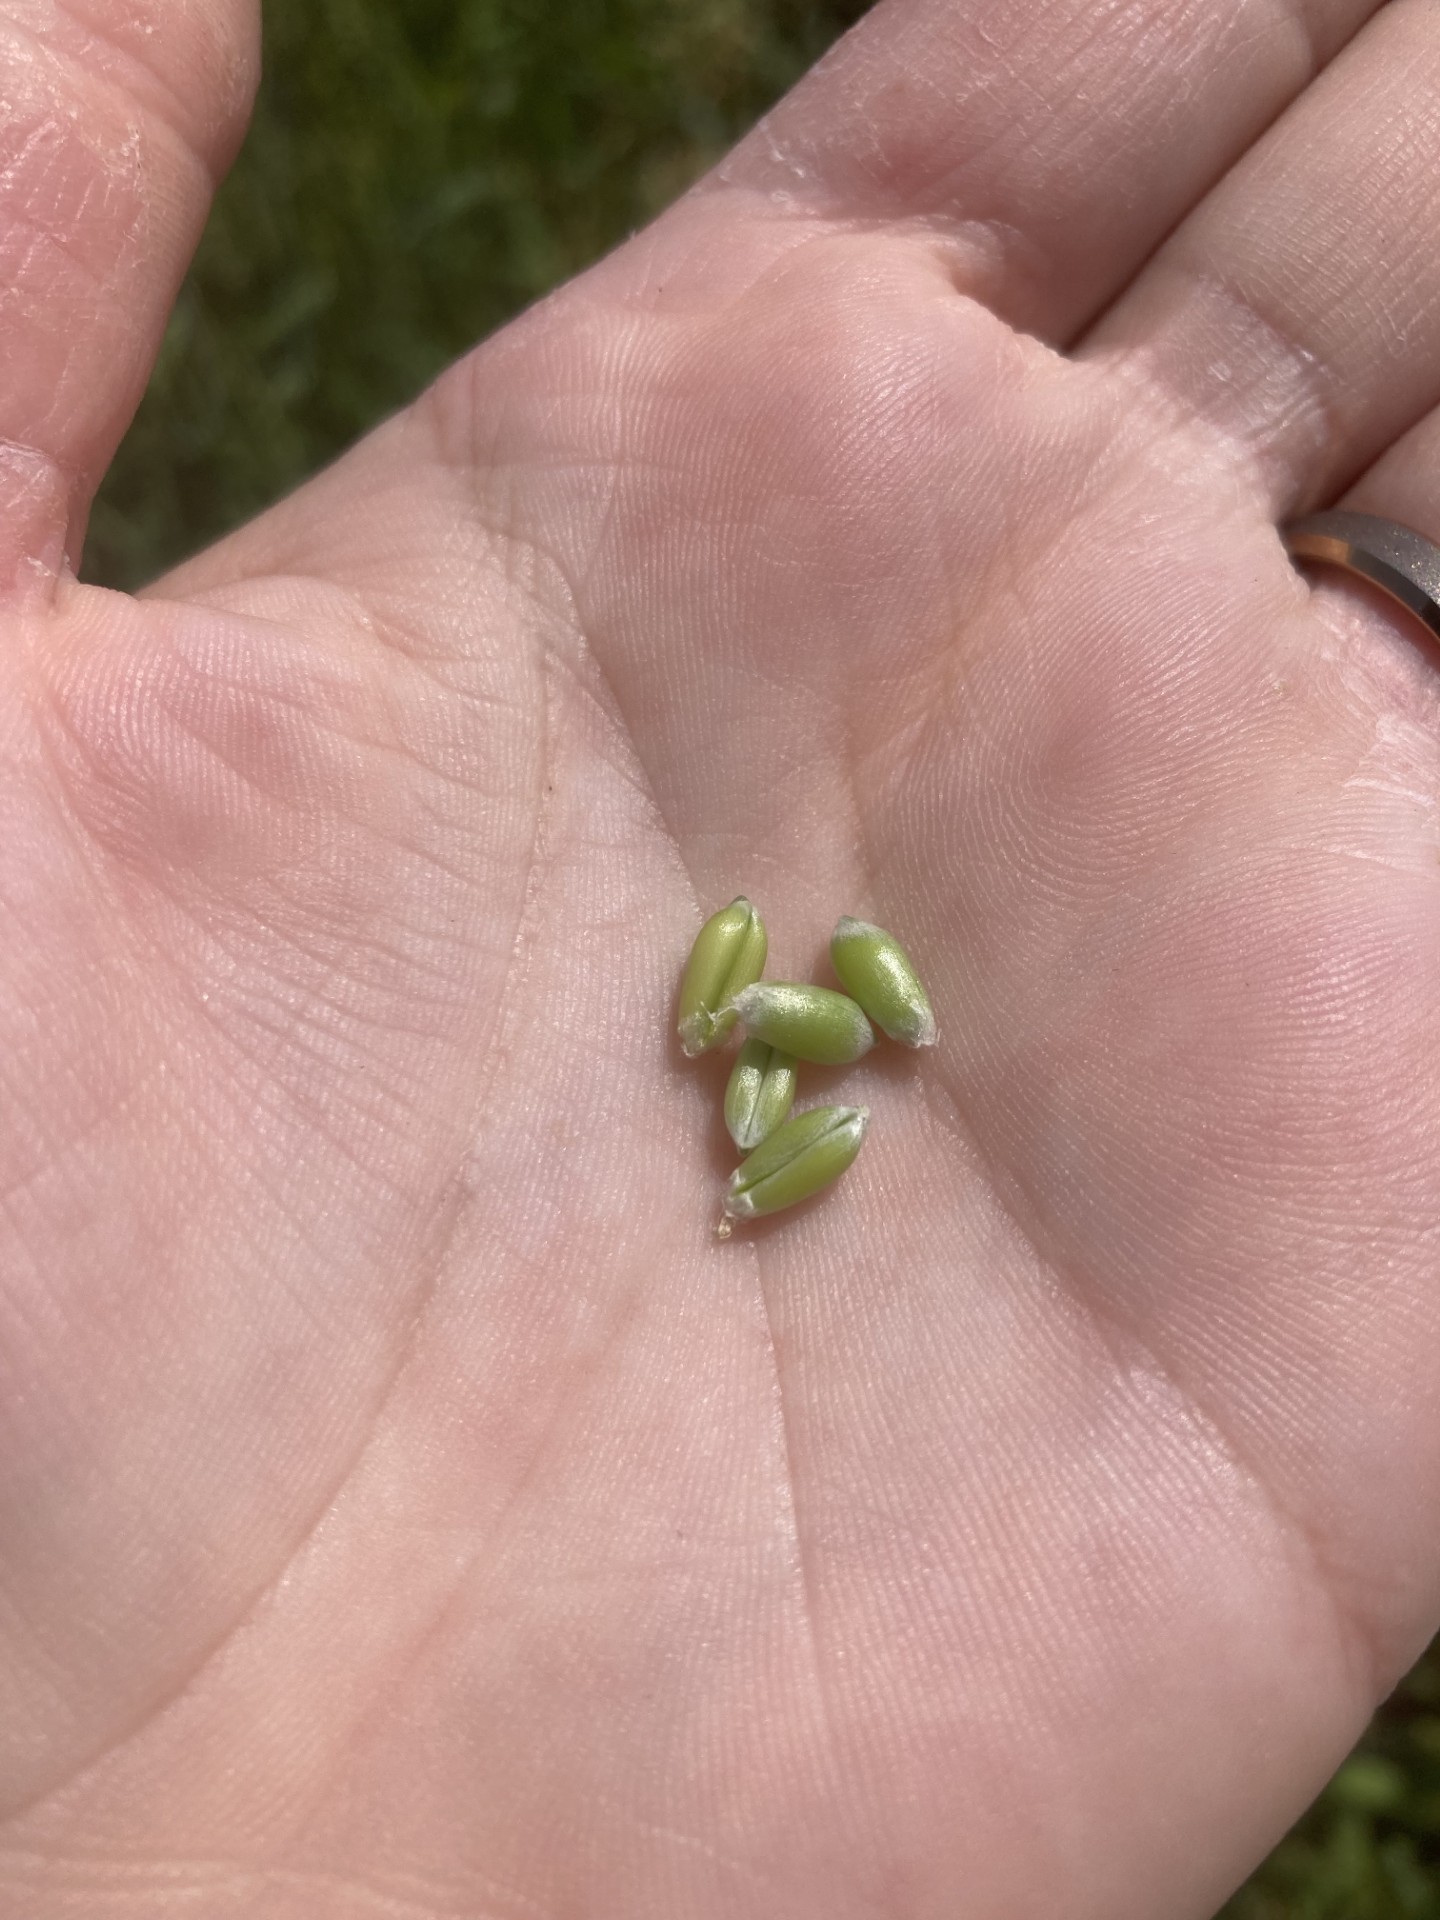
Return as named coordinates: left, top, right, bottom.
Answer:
left=708, top=0, right=1380, bottom=343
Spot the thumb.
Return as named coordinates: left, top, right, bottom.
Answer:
left=0, top=0, right=258, bottom=602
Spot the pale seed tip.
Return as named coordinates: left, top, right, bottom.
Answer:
left=678, top=1015, right=707, bottom=1057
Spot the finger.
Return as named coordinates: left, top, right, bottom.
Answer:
left=707, top=0, right=1381, bottom=343
left=0, top=0, right=258, bottom=601
left=1348, top=411, right=1440, bottom=563
left=1082, top=0, right=1440, bottom=512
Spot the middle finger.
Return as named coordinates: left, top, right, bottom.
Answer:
left=1082, top=0, right=1440, bottom=512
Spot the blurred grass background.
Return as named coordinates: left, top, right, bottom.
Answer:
left=87, top=0, right=868, bottom=585
left=86, top=3, right=1440, bottom=1911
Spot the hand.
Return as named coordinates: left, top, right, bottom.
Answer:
left=3, top=2, right=1439, bottom=1913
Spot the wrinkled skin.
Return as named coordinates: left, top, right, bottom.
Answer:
left=3, top=1, right=1440, bottom=1914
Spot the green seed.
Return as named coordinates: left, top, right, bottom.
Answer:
left=724, top=1039, right=797, bottom=1151
left=830, top=916, right=937, bottom=1048
left=727, top=981, right=873, bottom=1066
left=724, top=1104, right=869, bottom=1223
left=677, top=897, right=767, bottom=1056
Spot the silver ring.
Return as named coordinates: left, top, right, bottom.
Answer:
left=1282, top=510, right=1440, bottom=640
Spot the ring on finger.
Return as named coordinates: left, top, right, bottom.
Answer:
left=1282, top=510, right=1440, bottom=642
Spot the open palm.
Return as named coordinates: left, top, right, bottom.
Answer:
left=4, top=1, right=1440, bottom=1913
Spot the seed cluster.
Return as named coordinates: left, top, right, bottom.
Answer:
left=675, top=897, right=937, bottom=1235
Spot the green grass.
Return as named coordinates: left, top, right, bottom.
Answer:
left=1222, top=1652, right=1440, bottom=1918
left=86, top=0, right=869, bottom=587
left=86, top=4, right=1440, bottom=1911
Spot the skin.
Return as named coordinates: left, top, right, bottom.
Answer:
left=2, top=0, right=1440, bottom=1913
